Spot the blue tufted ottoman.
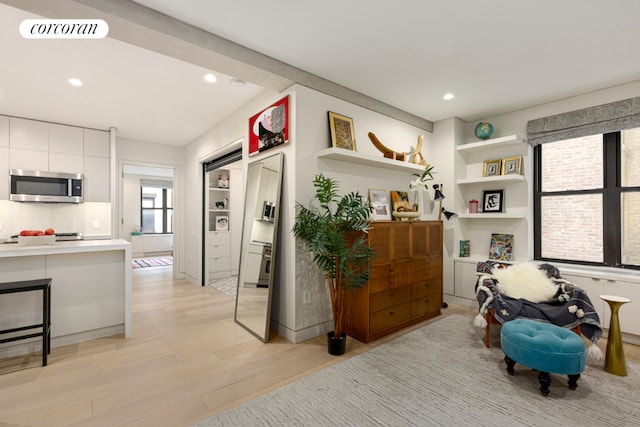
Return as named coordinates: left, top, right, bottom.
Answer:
left=500, top=319, right=587, bottom=396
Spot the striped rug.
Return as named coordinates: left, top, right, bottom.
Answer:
left=132, top=257, right=173, bottom=269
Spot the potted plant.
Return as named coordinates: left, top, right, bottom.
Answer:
left=293, top=173, right=375, bottom=355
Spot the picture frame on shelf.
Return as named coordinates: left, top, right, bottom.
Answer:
left=489, top=233, right=513, bottom=261
left=215, top=215, right=229, bottom=231
left=482, top=189, right=504, bottom=213
left=483, top=159, right=502, bottom=177
left=502, top=156, right=522, bottom=175
left=390, top=190, right=411, bottom=220
left=368, top=188, right=391, bottom=221
left=328, top=111, right=357, bottom=151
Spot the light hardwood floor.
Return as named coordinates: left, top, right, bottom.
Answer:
left=0, top=266, right=638, bottom=426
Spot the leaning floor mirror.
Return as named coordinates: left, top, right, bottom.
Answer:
left=234, top=152, right=284, bottom=342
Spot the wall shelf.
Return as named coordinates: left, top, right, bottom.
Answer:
left=457, top=174, right=525, bottom=185
left=457, top=212, right=525, bottom=219
left=317, top=147, right=425, bottom=172
left=457, top=134, right=527, bottom=153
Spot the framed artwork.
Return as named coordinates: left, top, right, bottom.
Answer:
left=482, top=189, right=504, bottom=213
left=483, top=159, right=502, bottom=177
left=248, top=96, right=289, bottom=156
left=368, top=188, right=391, bottom=221
left=328, top=111, right=356, bottom=151
left=502, top=156, right=522, bottom=175
left=216, top=215, right=229, bottom=231
left=489, top=233, right=513, bottom=261
left=390, top=190, right=410, bottom=220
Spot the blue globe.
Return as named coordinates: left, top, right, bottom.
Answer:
left=474, top=122, right=494, bottom=140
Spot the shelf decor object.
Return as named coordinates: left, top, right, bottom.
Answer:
left=489, top=233, right=513, bottom=261
left=369, top=188, right=391, bottom=221
left=474, top=122, right=494, bottom=140
left=502, top=156, right=523, bottom=175
left=600, top=294, right=632, bottom=376
left=328, top=111, right=357, bottom=151
left=482, top=189, right=504, bottom=213
left=483, top=159, right=502, bottom=177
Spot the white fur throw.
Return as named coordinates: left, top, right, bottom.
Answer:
left=492, top=262, right=558, bottom=303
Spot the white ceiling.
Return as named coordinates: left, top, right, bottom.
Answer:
left=2, top=0, right=640, bottom=146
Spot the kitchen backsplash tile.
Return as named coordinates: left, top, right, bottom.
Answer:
left=0, top=200, right=110, bottom=237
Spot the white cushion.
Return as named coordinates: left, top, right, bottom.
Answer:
left=492, top=262, right=558, bottom=303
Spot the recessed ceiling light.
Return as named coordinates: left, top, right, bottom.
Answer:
left=204, top=73, right=217, bottom=83
left=443, top=93, right=455, bottom=100
left=231, top=79, right=246, bottom=87
left=68, top=78, right=83, bottom=87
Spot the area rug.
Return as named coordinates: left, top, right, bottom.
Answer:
left=209, top=276, right=237, bottom=299
left=131, top=257, right=173, bottom=269
left=194, top=314, right=640, bottom=426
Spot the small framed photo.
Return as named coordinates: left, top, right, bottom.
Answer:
left=482, top=189, right=504, bottom=213
left=368, top=188, right=391, bottom=221
left=483, top=159, right=502, bottom=177
left=216, top=215, right=229, bottom=231
left=502, top=156, right=522, bottom=175
left=328, top=111, right=356, bottom=151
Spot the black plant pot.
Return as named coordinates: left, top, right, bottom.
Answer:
left=327, top=331, right=347, bottom=356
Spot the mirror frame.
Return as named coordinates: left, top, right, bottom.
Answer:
left=234, top=152, right=284, bottom=342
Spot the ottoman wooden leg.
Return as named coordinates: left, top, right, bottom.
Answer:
left=504, top=356, right=516, bottom=375
left=568, top=374, right=580, bottom=390
left=538, top=372, right=551, bottom=396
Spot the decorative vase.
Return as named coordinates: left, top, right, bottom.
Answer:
left=327, top=331, right=347, bottom=355
left=474, top=122, right=494, bottom=140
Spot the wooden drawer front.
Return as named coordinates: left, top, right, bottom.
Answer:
left=427, top=255, right=443, bottom=279
left=369, top=261, right=411, bottom=292
left=370, top=287, right=411, bottom=312
left=410, top=278, right=441, bottom=299
left=410, top=295, right=441, bottom=318
left=369, top=223, right=393, bottom=265
left=370, top=302, right=411, bottom=333
left=410, top=222, right=428, bottom=257
left=392, top=223, right=411, bottom=260
left=410, top=257, right=428, bottom=281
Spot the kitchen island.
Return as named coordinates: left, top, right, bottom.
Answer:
left=0, top=239, right=131, bottom=359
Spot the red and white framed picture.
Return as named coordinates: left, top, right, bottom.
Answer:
left=248, top=96, right=289, bottom=156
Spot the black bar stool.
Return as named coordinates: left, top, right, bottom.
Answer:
left=0, top=278, right=52, bottom=366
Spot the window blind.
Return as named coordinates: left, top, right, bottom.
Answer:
left=527, top=96, right=640, bottom=145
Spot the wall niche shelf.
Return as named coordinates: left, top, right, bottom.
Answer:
left=457, top=174, right=525, bottom=185
left=317, top=147, right=424, bottom=173
left=457, top=134, right=527, bottom=153
left=457, top=212, right=525, bottom=219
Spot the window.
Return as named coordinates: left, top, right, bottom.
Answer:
left=534, top=127, right=640, bottom=268
left=141, top=186, right=173, bottom=234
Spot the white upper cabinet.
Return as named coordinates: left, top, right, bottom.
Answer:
left=0, top=116, right=8, bottom=147
left=49, top=123, right=83, bottom=154
left=9, top=117, right=48, bottom=152
left=83, top=129, right=110, bottom=158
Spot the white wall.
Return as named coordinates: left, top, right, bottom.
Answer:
left=292, top=85, right=434, bottom=342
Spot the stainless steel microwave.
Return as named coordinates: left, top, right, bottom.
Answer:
left=10, top=169, right=83, bottom=203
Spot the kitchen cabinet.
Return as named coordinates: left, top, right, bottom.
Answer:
left=83, top=155, right=110, bottom=202
left=49, top=123, right=83, bottom=155
left=0, top=148, right=8, bottom=200
left=49, top=152, right=84, bottom=174
left=83, top=129, right=110, bottom=158
left=343, top=221, right=443, bottom=343
left=9, top=148, right=49, bottom=171
left=9, top=117, right=48, bottom=152
left=0, top=115, right=8, bottom=147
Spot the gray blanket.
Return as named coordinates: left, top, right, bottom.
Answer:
left=475, top=260, right=602, bottom=344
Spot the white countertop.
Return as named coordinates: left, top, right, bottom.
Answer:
left=0, top=239, right=131, bottom=258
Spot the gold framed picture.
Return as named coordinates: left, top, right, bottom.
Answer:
left=328, top=111, right=356, bottom=151
left=483, top=159, right=502, bottom=177
left=501, top=156, right=522, bottom=175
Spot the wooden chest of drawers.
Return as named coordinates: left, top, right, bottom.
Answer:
left=343, top=221, right=443, bottom=343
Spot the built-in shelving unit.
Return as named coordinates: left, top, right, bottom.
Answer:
left=317, top=147, right=424, bottom=173
left=456, top=134, right=526, bottom=153
left=206, top=168, right=232, bottom=281
left=453, top=133, right=532, bottom=302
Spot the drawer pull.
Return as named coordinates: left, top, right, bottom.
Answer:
left=389, top=311, right=395, bottom=316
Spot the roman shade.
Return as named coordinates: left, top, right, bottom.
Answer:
left=527, top=96, right=640, bottom=146
left=140, top=179, right=172, bottom=189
